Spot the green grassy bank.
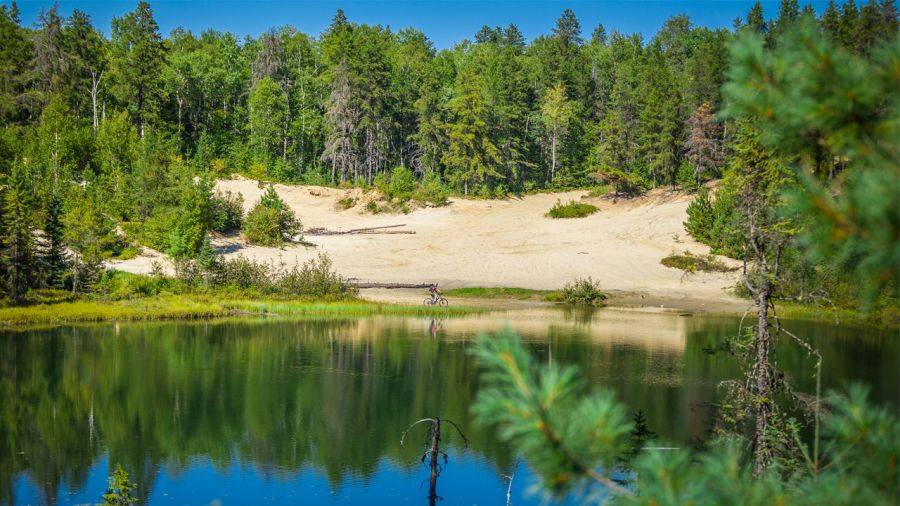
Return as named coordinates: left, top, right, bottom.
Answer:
left=0, top=294, right=484, bottom=327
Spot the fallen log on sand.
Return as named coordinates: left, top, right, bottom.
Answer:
left=306, top=224, right=414, bottom=235
left=350, top=281, right=433, bottom=289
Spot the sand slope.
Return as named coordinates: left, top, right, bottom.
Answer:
left=110, top=179, right=743, bottom=308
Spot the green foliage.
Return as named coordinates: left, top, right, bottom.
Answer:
left=101, top=464, right=136, bottom=506
left=386, top=165, right=416, bottom=201
left=470, top=331, right=632, bottom=497
left=684, top=186, right=714, bottom=243
left=554, top=277, right=607, bottom=306
left=210, top=190, right=244, bottom=233
left=546, top=199, right=599, bottom=219
left=723, top=18, right=900, bottom=311
left=242, top=186, right=301, bottom=247
left=471, top=333, right=900, bottom=504
left=442, top=286, right=554, bottom=300
left=660, top=251, right=734, bottom=273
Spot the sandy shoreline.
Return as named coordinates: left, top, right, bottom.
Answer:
left=110, top=179, right=746, bottom=313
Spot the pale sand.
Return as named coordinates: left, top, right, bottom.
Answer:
left=109, top=178, right=746, bottom=312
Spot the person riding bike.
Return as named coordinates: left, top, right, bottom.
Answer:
left=428, top=283, right=442, bottom=303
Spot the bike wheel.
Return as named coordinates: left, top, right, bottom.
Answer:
left=439, top=297, right=449, bottom=307
left=423, top=298, right=433, bottom=306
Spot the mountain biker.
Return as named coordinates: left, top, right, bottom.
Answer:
left=428, top=283, right=442, bottom=303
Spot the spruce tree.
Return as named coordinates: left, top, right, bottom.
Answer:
left=2, top=163, right=36, bottom=304
left=746, top=2, right=767, bottom=34
left=839, top=0, right=861, bottom=48
left=41, top=190, right=69, bottom=288
left=821, top=0, right=842, bottom=39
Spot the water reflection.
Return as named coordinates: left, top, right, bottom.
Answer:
left=1, top=309, right=895, bottom=505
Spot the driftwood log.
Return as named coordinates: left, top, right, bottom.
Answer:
left=306, top=224, right=415, bottom=235
left=350, top=281, right=432, bottom=289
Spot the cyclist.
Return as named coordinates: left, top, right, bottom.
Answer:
left=428, top=283, right=442, bottom=304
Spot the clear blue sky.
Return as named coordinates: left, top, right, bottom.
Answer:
left=10, top=1, right=829, bottom=48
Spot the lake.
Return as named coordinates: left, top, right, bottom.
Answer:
left=2, top=307, right=896, bottom=505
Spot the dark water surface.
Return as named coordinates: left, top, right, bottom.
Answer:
left=2, top=308, right=896, bottom=505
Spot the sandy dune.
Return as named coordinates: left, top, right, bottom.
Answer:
left=110, top=179, right=744, bottom=309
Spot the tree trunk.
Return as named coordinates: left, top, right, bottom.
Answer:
left=428, top=418, right=441, bottom=506
left=753, top=276, right=772, bottom=476
left=89, top=70, right=103, bottom=135
left=551, top=127, right=558, bottom=181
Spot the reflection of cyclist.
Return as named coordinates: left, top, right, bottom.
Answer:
left=428, top=283, right=442, bottom=303
left=429, top=318, right=442, bottom=338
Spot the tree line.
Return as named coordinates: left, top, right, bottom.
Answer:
left=0, top=0, right=897, bottom=304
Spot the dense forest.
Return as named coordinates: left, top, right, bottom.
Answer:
left=0, top=0, right=897, bottom=310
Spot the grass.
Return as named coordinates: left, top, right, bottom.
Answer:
left=546, top=200, right=599, bottom=219
left=443, top=287, right=557, bottom=300
left=773, top=300, right=900, bottom=330
left=661, top=252, right=735, bottom=273
left=0, top=294, right=486, bottom=327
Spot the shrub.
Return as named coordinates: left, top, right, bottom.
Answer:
left=276, top=254, right=358, bottom=298
left=26, top=289, right=79, bottom=305
left=661, top=251, right=734, bottom=273
left=387, top=165, right=416, bottom=201
left=335, top=195, right=357, bottom=210
left=413, top=170, right=449, bottom=207
left=242, top=186, right=301, bottom=247
left=94, top=270, right=171, bottom=300
left=172, top=252, right=358, bottom=299
left=546, top=200, right=599, bottom=219
left=557, top=277, right=607, bottom=306
left=684, top=187, right=715, bottom=243
left=211, top=190, right=244, bottom=232
left=597, top=169, right=647, bottom=196
left=586, top=184, right=611, bottom=198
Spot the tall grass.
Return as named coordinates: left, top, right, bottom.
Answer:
left=0, top=295, right=486, bottom=327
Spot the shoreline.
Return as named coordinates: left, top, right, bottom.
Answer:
left=2, top=288, right=889, bottom=330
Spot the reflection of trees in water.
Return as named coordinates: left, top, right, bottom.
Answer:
left=0, top=317, right=893, bottom=505
left=0, top=320, right=513, bottom=505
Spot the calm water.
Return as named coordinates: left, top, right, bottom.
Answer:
left=1, top=308, right=896, bottom=506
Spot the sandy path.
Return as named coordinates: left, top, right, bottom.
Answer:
left=110, top=179, right=743, bottom=309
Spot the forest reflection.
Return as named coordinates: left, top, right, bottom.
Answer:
left=1, top=310, right=895, bottom=505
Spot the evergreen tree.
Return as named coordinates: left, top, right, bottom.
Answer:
left=442, top=67, right=501, bottom=196
left=109, top=0, right=165, bottom=138
left=839, top=0, right=861, bottom=48
left=822, top=0, right=842, bottom=39
left=637, top=46, right=680, bottom=187
left=746, top=2, right=767, bottom=34
left=40, top=190, right=69, bottom=288
left=2, top=163, right=36, bottom=303
left=774, top=0, right=801, bottom=36
left=683, top=102, right=722, bottom=189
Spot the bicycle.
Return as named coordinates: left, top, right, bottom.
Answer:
left=423, top=295, right=449, bottom=307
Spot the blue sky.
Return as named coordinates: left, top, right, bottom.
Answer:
left=10, top=1, right=829, bottom=48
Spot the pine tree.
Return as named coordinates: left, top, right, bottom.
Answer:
left=442, top=67, right=501, bottom=196
left=822, top=0, right=842, bottom=39
left=2, top=163, right=36, bottom=304
left=40, top=190, right=69, bottom=288
left=839, top=0, right=861, bottom=48
left=746, top=2, right=767, bottom=34
left=109, top=0, right=165, bottom=138
left=637, top=46, right=680, bottom=188
left=774, top=0, right=801, bottom=36
left=684, top=102, right=722, bottom=189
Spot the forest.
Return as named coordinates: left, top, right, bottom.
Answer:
left=1, top=1, right=899, bottom=504
left=0, top=0, right=897, bottom=314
